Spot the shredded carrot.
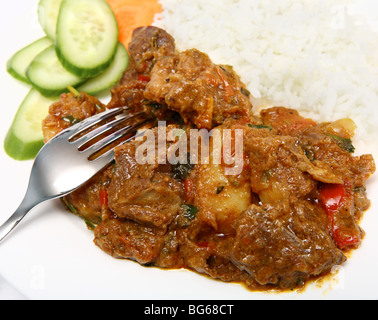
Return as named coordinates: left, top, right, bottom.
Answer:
left=105, top=0, right=162, bottom=49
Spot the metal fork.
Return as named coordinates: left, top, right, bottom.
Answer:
left=0, top=107, right=152, bottom=243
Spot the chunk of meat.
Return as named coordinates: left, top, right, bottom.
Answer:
left=107, top=62, right=150, bottom=110
left=107, top=134, right=184, bottom=230
left=107, top=26, right=176, bottom=110
left=63, top=165, right=114, bottom=226
left=300, top=126, right=376, bottom=186
left=261, top=107, right=316, bottom=135
left=244, top=134, right=341, bottom=204
left=177, top=232, right=249, bottom=283
left=42, top=92, right=105, bottom=142
left=94, top=218, right=166, bottom=264
left=94, top=125, right=185, bottom=264
left=231, top=200, right=346, bottom=289
left=129, top=26, right=176, bottom=74
left=145, top=49, right=253, bottom=129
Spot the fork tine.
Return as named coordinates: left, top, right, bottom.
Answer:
left=73, top=112, right=143, bottom=148
left=85, top=118, right=154, bottom=160
left=89, top=149, right=116, bottom=169
left=0, top=105, right=157, bottom=243
left=68, top=107, right=131, bottom=142
left=95, top=129, right=146, bottom=161
left=79, top=112, right=147, bottom=154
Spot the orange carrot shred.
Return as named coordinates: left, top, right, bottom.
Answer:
left=105, top=0, right=162, bottom=49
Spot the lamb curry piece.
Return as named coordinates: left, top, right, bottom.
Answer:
left=42, top=27, right=375, bottom=291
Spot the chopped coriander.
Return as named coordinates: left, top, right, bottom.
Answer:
left=151, top=35, right=158, bottom=49
left=248, top=123, right=272, bottom=130
left=261, top=169, right=273, bottom=183
left=146, top=101, right=162, bottom=109
left=303, top=146, right=316, bottom=162
left=172, top=154, right=194, bottom=180
left=326, top=134, right=355, bottom=153
left=62, top=198, right=77, bottom=215
left=181, top=204, right=199, bottom=221
left=84, top=218, right=96, bottom=230
left=217, top=186, right=225, bottom=194
left=354, top=186, right=366, bottom=193
left=241, top=87, right=251, bottom=97
left=62, top=115, right=81, bottom=125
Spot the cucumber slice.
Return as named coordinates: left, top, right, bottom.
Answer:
left=4, top=89, right=58, bottom=161
left=27, top=45, right=86, bottom=97
left=78, top=43, right=129, bottom=95
left=7, top=37, right=53, bottom=84
left=38, top=0, right=64, bottom=40
left=56, top=0, right=119, bottom=78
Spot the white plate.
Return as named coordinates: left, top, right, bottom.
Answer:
left=0, top=0, right=377, bottom=300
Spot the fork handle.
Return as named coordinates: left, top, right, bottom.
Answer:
left=0, top=196, right=39, bottom=243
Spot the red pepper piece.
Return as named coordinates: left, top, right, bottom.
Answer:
left=319, top=184, right=346, bottom=213
left=319, top=183, right=362, bottom=249
left=99, top=189, right=108, bottom=207
left=333, top=228, right=361, bottom=249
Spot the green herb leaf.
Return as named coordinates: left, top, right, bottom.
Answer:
left=216, top=186, right=225, bottom=194
left=302, top=146, right=316, bottom=162
left=62, top=115, right=81, bottom=125
left=181, top=204, right=199, bottom=221
left=62, top=198, right=77, bottom=215
left=95, top=104, right=103, bottom=111
left=248, top=123, right=273, bottom=131
left=172, top=155, right=194, bottom=180
left=84, top=218, right=96, bottom=230
left=145, top=100, right=162, bottom=109
left=241, top=87, right=251, bottom=97
left=326, top=134, right=355, bottom=153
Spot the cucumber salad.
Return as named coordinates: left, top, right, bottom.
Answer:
left=5, top=0, right=129, bottom=160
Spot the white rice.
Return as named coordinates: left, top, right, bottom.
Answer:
left=153, top=0, right=378, bottom=149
